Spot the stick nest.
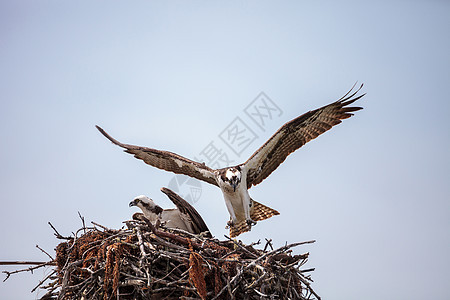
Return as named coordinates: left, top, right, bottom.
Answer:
left=37, top=219, right=319, bottom=300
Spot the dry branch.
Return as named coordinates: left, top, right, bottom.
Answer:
left=2, top=219, right=319, bottom=300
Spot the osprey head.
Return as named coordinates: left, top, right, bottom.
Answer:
left=129, top=195, right=163, bottom=215
left=222, top=167, right=242, bottom=192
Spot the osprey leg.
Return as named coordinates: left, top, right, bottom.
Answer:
left=243, top=192, right=255, bottom=226
left=223, top=196, right=238, bottom=226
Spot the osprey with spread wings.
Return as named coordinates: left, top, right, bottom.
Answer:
left=97, top=84, right=365, bottom=237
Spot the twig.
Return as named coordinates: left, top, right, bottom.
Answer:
left=246, top=271, right=269, bottom=290
left=136, top=226, right=146, bottom=259
left=247, top=240, right=316, bottom=269
left=224, top=235, right=258, bottom=258
left=0, top=261, right=54, bottom=266
left=36, top=244, right=54, bottom=261
left=91, top=221, right=110, bottom=231
left=78, top=211, right=86, bottom=234
left=264, top=238, right=273, bottom=251
left=226, top=275, right=234, bottom=300
left=31, top=269, right=57, bottom=293
left=48, top=222, right=71, bottom=240
left=143, top=218, right=203, bottom=250
left=300, top=268, right=315, bottom=273
left=212, top=267, right=243, bottom=300
left=2, top=262, right=54, bottom=282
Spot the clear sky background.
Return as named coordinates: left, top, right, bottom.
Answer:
left=1, top=1, right=449, bottom=299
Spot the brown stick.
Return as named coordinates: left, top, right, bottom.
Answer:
left=143, top=218, right=203, bottom=250
left=2, top=261, right=55, bottom=282
left=48, top=222, right=71, bottom=240
left=0, top=261, right=55, bottom=265
left=36, top=244, right=54, bottom=260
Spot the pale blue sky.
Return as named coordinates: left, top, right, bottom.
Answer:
left=1, top=1, right=449, bottom=299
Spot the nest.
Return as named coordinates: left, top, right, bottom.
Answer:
left=33, top=218, right=319, bottom=299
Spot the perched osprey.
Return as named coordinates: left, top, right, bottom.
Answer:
left=130, top=187, right=211, bottom=237
left=98, top=84, right=365, bottom=237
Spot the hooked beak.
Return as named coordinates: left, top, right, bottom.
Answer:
left=231, top=182, right=238, bottom=192
left=129, top=200, right=137, bottom=207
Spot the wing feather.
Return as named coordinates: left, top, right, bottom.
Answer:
left=160, top=187, right=212, bottom=237
left=244, top=84, right=365, bottom=188
left=96, top=126, right=218, bottom=187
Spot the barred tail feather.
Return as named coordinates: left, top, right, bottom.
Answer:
left=229, top=221, right=251, bottom=238
left=250, top=199, right=280, bottom=222
left=229, top=200, right=279, bottom=238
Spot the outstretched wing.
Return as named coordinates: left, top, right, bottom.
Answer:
left=96, top=126, right=218, bottom=187
left=160, top=187, right=212, bottom=237
left=244, top=84, right=365, bottom=188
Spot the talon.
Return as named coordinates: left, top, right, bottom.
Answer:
left=246, top=219, right=256, bottom=227
left=226, top=220, right=234, bottom=229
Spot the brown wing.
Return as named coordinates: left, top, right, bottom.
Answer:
left=160, top=187, right=212, bottom=237
left=96, top=126, right=218, bottom=187
left=245, top=83, right=365, bottom=188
